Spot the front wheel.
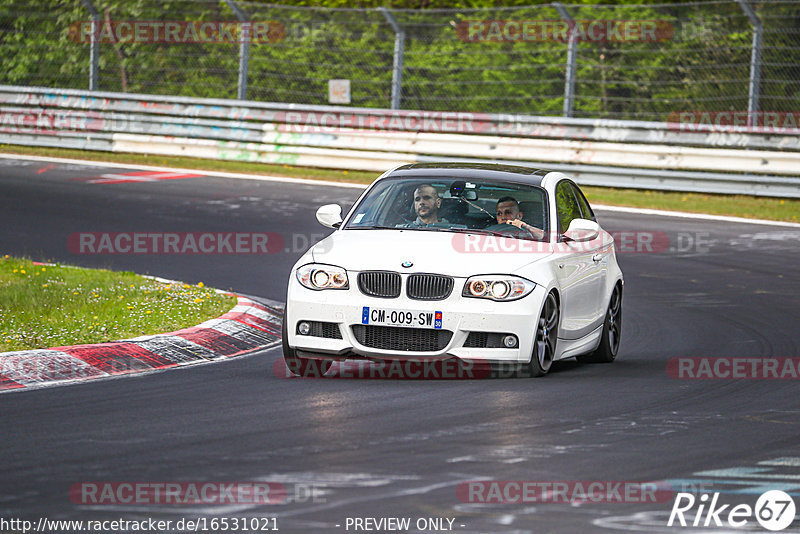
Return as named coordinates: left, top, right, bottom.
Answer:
left=578, top=284, right=622, bottom=364
left=282, top=318, right=332, bottom=377
left=525, top=291, right=559, bottom=377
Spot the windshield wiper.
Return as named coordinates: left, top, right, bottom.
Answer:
left=449, top=227, right=538, bottom=241
left=347, top=224, right=451, bottom=232
left=346, top=225, right=401, bottom=230
left=449, top=228, right=509, bottom=237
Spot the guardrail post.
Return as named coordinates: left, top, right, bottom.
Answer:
left=225, top=0, right=251, bottom=101
left=80, top=0, right=100, bottom=91
left=553, top=3, right=577, bottom=118
left=379, top=7, right=405, bottom=110
left=736, top=0, right=762, bottom=126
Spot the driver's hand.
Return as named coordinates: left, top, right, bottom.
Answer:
left=507, top=219, right=544, bottom=239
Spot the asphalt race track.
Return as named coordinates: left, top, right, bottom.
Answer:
left=2, top=157, right=800, bottom=533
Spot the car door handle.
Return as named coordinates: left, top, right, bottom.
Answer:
left=592, top=253, right=603, bottom=263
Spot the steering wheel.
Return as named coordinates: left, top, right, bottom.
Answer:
left=387, top=204, right=413, bottom=225
left=484, top=223, right=532, bottom=238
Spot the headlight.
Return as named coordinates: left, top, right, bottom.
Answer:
left=463, top=275, right=534, bottom=301
left=296, top=264, right=349, bottom=290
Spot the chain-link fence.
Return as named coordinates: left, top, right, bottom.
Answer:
left=1, top=0, right=799, bottom=121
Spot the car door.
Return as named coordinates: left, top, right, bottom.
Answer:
left=553, top=180, right=605, bottom=339
left=570, top=182, right=610, bottom=326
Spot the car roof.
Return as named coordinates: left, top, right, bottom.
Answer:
left=386, top=162, right=550, bottom=186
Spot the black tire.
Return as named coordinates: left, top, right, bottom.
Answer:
left=525, top=291, right=560, bottom=377
left=578, top=283, right=622, bottom=364
left=282, top=318, right=332, bottom=377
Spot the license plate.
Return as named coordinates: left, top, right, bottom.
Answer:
left=361, top=307, right=442, bottom=329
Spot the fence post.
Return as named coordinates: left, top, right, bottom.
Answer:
left=553, top=3, right=577, bottom=118
left=379, top=7, right=405, bottom=110
left=80, top=0, right=100, bottom=91
left=736, top=0, right=762, bottom=126
left=225, top=0, right=251, bottom=101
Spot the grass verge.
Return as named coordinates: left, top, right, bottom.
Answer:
left=581, top=186, right=799, bottom=223
left=2, top=145, right=800, bottom=223
left=0, top=256, right=236, bottom=353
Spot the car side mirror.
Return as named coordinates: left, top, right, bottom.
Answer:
left=562, top=218, right=599, bottom=242
left=316, top=204, right=343, bottom=229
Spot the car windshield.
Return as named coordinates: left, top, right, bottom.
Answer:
left=344, top=177, right=549, bottom=240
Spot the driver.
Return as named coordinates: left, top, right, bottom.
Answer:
left=411, top=184, right=447, bottom=225
left=495, top=196, right=545, bottom=239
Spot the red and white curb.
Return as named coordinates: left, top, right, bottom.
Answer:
left=0, top=296, right=282, bottom=393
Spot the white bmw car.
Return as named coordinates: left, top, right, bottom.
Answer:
left=283, top=163, right=623, bottom=378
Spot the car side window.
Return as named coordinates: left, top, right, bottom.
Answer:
left=569, top=183, right=595, bottom=221
left=556, top=181, right=583, bottom=233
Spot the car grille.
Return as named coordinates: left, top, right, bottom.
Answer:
left=464, top=332, right=489, bottom=348
left=463, top=332, right=510, bottom=348
left=299, top=321, right=343, bottom=339
left=352, top=325, right=453, bottom=352
left=358, top=271, right=401, bottom=298
left=406, top=274, right=454, bottom=301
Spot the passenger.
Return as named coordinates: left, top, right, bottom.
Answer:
left=495, top=196, right=545, bottom=239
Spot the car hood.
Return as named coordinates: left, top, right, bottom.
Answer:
left=311, top=229, right=553, bottom=277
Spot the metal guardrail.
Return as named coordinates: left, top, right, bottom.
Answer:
left=1, top=86, right=799, bottom=197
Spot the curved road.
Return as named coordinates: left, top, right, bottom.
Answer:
left=1, top=156, right=800, bottom=533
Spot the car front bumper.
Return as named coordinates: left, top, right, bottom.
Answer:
left=285, top=277, right=547, bottom=364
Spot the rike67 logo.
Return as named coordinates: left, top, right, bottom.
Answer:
left=668, top=490, right=796, bottom=531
